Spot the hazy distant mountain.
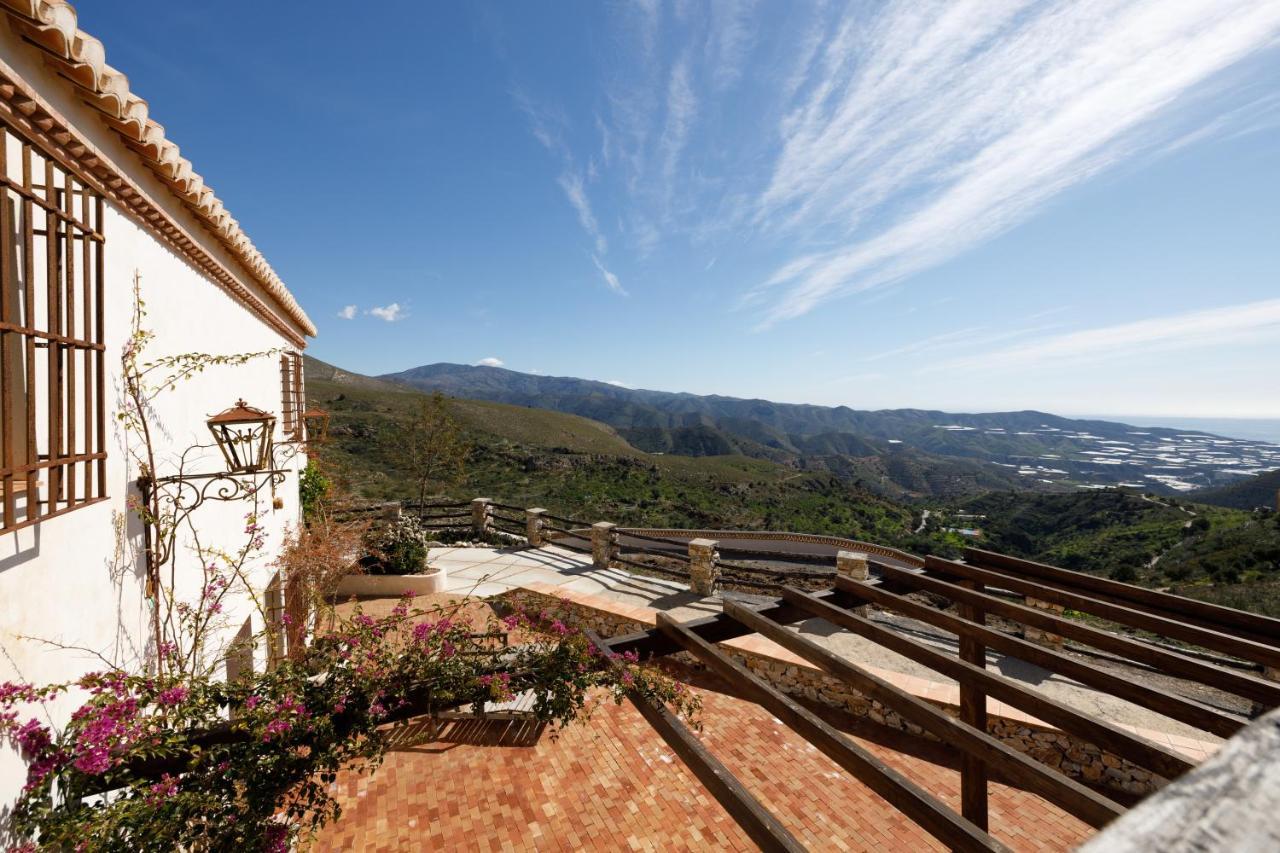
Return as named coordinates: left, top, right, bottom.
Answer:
left=1085, top=416, right=1280, bottom=445
left=381, top=363, right=1280, bottom=495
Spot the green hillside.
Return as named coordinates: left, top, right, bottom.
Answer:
left=1187, top=470, right=1280, bottom=511
left=305, top=357, right=952, bottom=552
left=307, top=356, right=1280, bottom=615
left=946, top=490, right=1280, bottom=615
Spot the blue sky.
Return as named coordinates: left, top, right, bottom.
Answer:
left=79, top=2, right=1280, bottom=418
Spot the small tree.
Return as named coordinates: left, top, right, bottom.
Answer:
left=404, top=392, right=469, bottom=506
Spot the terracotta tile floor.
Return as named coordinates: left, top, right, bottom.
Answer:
left=310, top=686, right=1093, bottom=852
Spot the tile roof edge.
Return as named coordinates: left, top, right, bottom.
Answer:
left=1, top=0, right=316, bottom=339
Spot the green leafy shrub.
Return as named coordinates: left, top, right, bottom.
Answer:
left=0, top=598, right=699, bottom=850
left=372, top=515, right=431, bottom=574
left=299, top=459, right=332, bottom=522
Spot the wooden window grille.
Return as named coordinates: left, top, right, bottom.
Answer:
left=0, top=116, right=107, bottom=534
left=225, top=618, right=255, bottom=685
left=279, top=351, right=304, bottom=439
left=265, top=572, right=286, bottom=670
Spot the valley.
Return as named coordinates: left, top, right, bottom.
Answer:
left=382, top=363, right=1280, bottom=497
left=308, top=356, right=1280, bottom=615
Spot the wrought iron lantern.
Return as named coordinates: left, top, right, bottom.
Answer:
left=207, top=399, right=276, bottom=473
left=301, top=407, right=330, bottom=446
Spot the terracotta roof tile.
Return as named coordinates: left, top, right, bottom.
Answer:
left=1, top=0, right=316, bottom=337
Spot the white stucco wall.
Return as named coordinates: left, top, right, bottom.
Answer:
left=0, top=27, right=309, bottom=809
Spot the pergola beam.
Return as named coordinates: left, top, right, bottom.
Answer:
left=833, top=577, right=1242, bottom=744
left=654, top=612, right=1009, bottom=853
left=964, top=548, right=1280, bottom=649
left=583, top=630, right=805, bottom=853
left=874, top=560, right=1280, bottom=708
left=924, top=556, right=1280, bottom=671
left=723, top=599, right=1124, bottom=829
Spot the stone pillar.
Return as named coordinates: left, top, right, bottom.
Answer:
left=1022, top=596, right=1065, bottom=649
left=526, top=508, right=547, bottom=547
left=836, top=551, right=870, bottom=614
left=471, top=498, right=492, bottom=538
left=383, top=501, right=402, bottom=522
left=688, top=538, right=719, bottom=597
left=836, top=551, right=870, bottom=581
left=591, top=522, right=617, bottom=569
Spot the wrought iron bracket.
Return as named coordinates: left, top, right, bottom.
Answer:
left=140, top=469, right=288, bottom=512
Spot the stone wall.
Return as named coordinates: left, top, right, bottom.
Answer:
left=495, top=587, right=1166, bottom=796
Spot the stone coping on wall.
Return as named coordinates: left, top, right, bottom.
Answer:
left=616, top=528, right=924, bottom=568
left=509, top=579, right=1220, bottom=766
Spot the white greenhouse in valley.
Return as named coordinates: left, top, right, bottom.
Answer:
left=0, top=1, right=315, bottom=803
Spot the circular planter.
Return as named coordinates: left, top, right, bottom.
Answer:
left=335, top=565, right=447, bottom=598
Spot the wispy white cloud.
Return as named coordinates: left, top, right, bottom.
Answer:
left=861, top=327, right=989, bottom=363
left=368, top=303, right=405, bottom=322
left=605, top=379, right=632, bottom=388
left=748, top=0, right=1280, bottom=326
left=936, top=298, right=1280, bottom=373
left=658, top=56, right=697, bottom=194
left=863, top=318, right=1069, bottom=363
left=336, top=304, right=357, bottom=320
left=476, top=357, right=505, bottom=368
left=558, top=171, right=607, bottom=254
left=706, top=0, right=758, bottom=91
left=518, top=92, right=619, bottom=282
left=512, top=1, right=1279, bottom=335
left=591, top=254, right=628, bottom=296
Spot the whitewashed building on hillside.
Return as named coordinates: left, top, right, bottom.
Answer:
left=0, top=1, right=316, bottom=804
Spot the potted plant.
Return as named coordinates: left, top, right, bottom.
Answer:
left=339, top=515, right=448, bottom=596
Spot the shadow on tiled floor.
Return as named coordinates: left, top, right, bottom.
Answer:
left=386, top=716, right=548, bottom=752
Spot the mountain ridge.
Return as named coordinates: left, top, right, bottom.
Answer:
left=379, top=362, right=1280, bottom=495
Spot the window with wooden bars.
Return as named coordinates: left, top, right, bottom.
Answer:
left=0, top=117, right=107, bottom=535
left=225, top=618, right=254, bottom=687
left=265, top=572, right=286, bottom=670
left=279, top=351, right=304, bottom=439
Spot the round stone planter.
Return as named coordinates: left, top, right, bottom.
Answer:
left=334, top=565, right=447, bottom=598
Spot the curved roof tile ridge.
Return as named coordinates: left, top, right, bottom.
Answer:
left=1, top=0, right=317, bottom=338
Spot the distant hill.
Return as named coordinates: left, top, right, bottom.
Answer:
left=1188, top=470, right=1280, bottom=511
left=305, top=356, right=1280, bottom=616
left=380, top=363, right=1280, bottom=495
left=303, top=356, right=945, bottom=549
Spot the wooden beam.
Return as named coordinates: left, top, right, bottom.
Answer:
left=603, top=580, right=1246, bottom=737
left=875, top=561, right=1280, bottom=708
left=653, top=613, right=1008, bottom=853
left=963, top=548, right=1280, bottom=650
left=956, top=575, right=989, bottom=830
left=833, top=577, right=1208, bottom=777
left=926, top=556, right=1280, bottom=671
left=605, top=591, right=842, bottom=659
left=723, top=600, right=1124, bottom=829
left=583, top=630, right=805, bottom=853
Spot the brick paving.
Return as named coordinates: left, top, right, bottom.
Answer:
left=310, top=685, right=1094, bottom=852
